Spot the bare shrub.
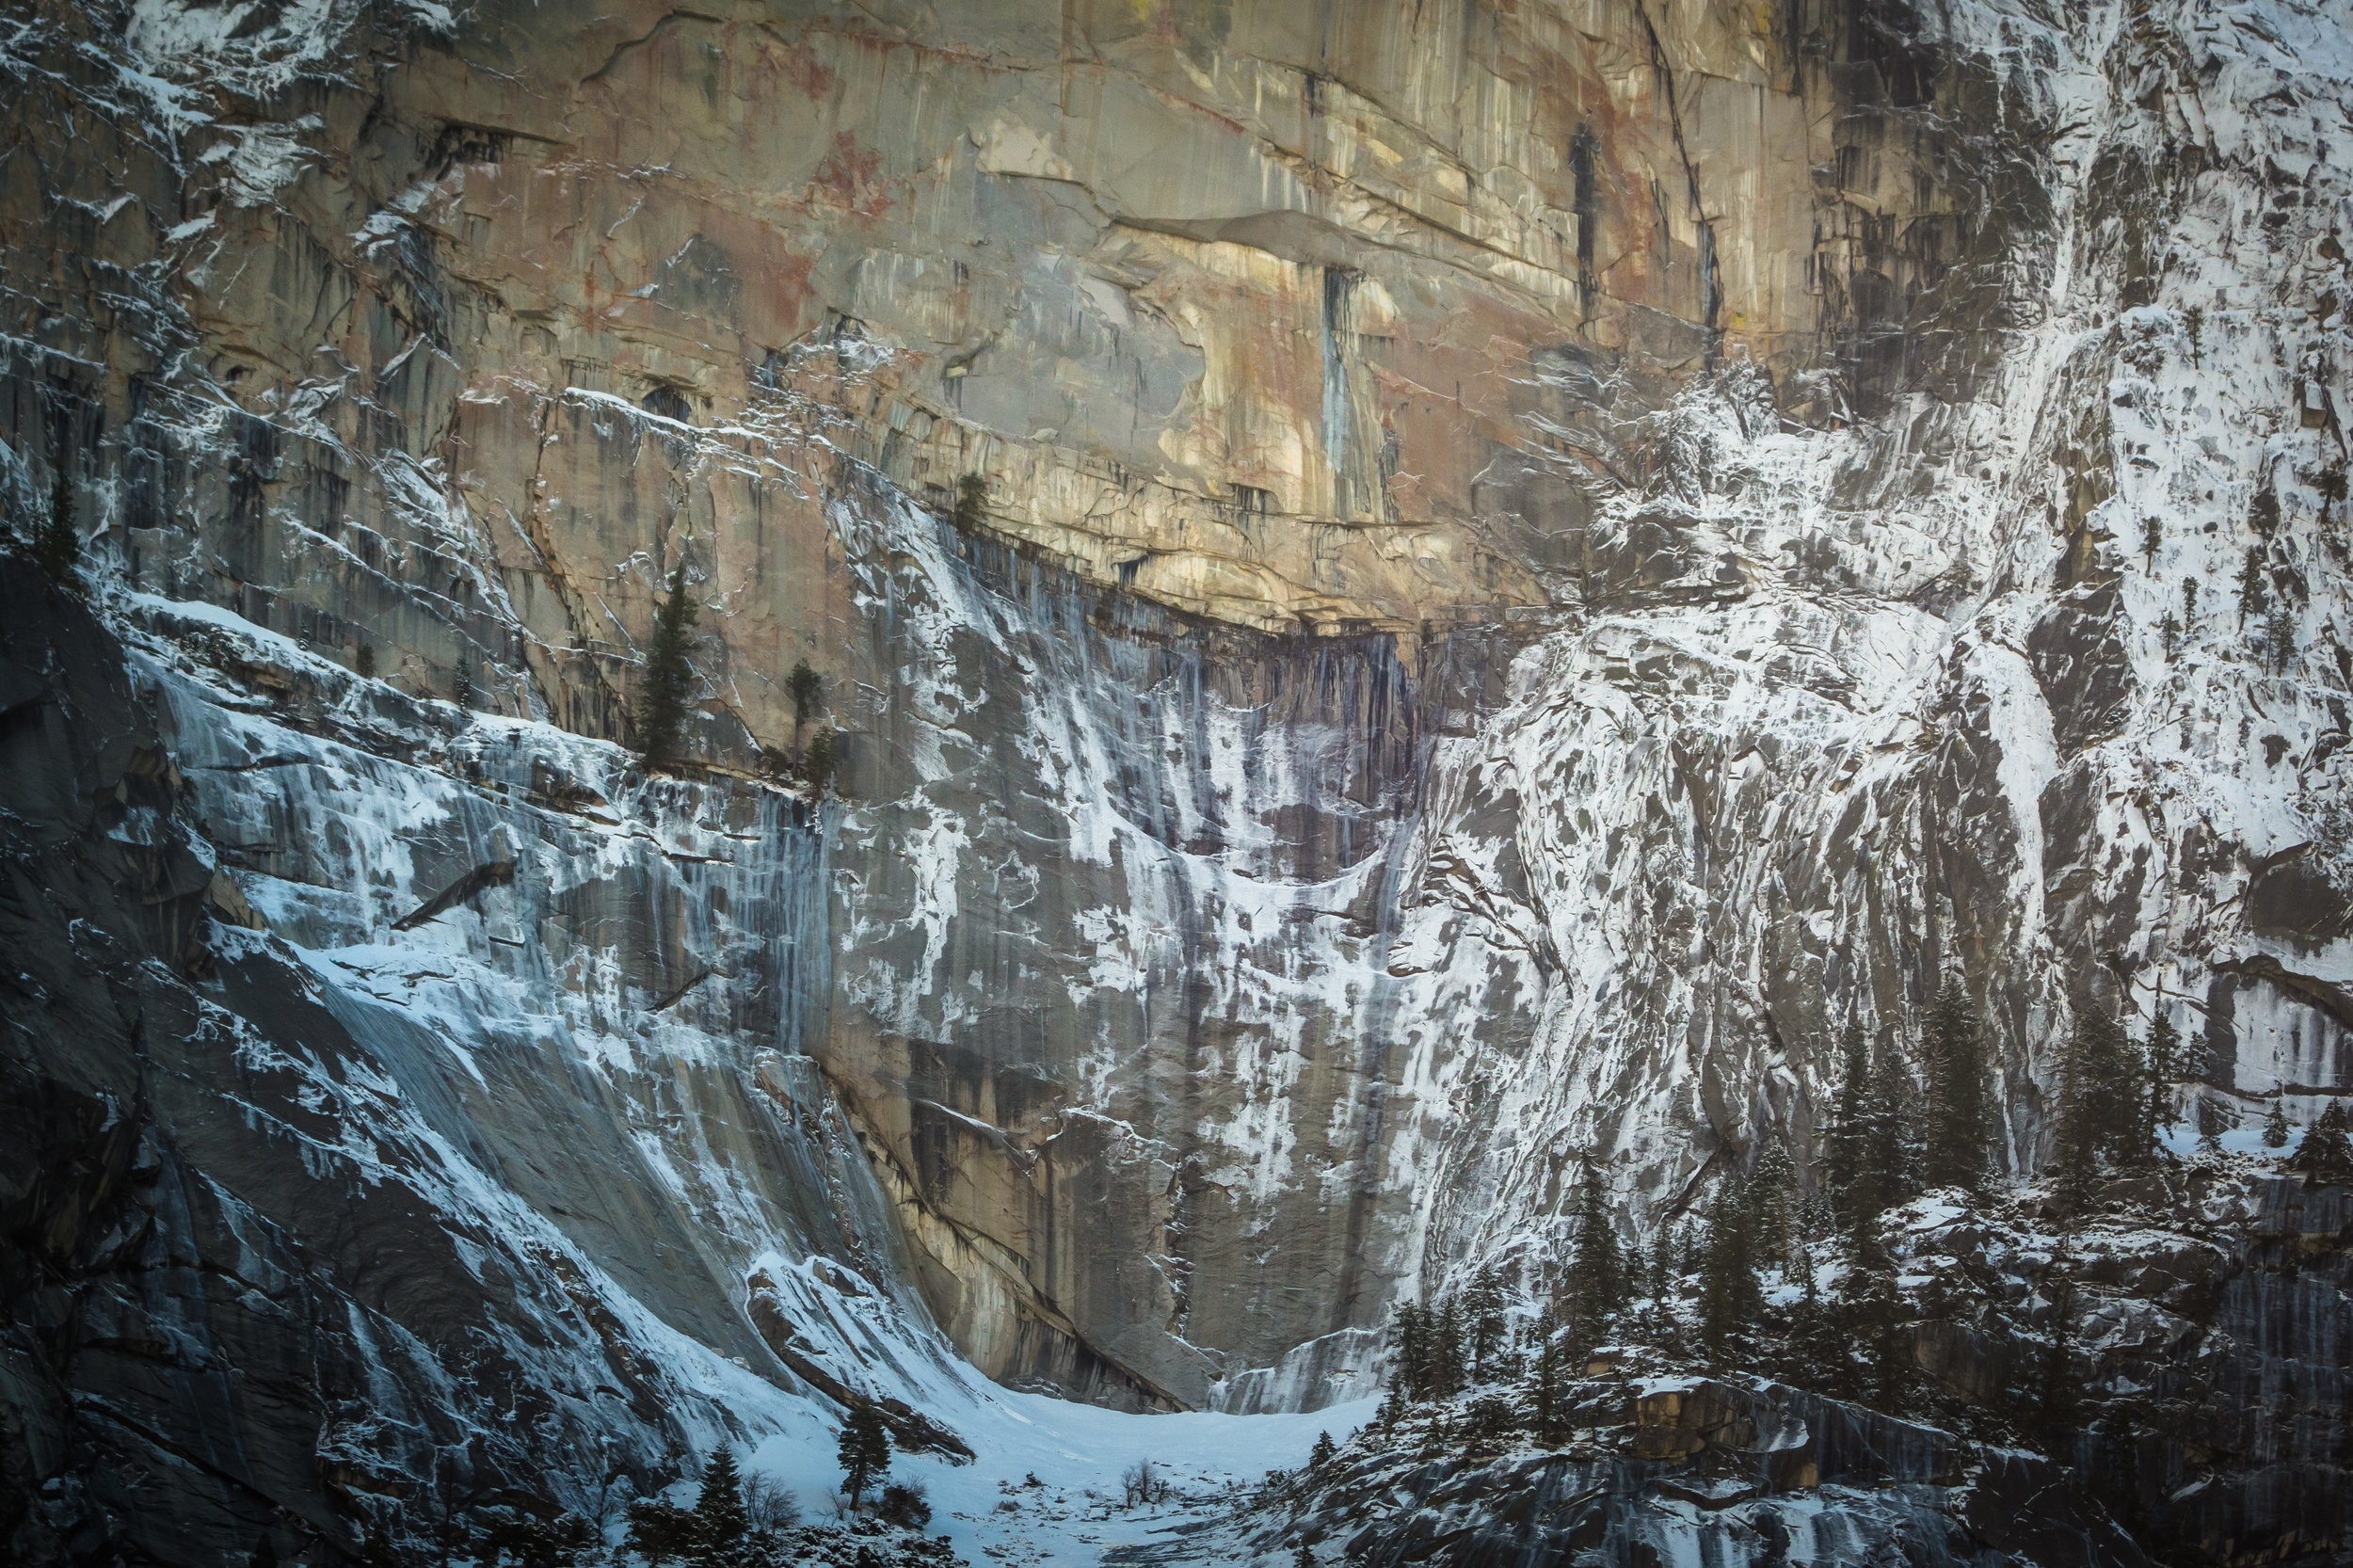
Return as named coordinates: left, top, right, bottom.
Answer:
left=742, top=1473, right=801, bottom=1531
left=1122, top=1460, right=1173, bottom=1508
left=877, top=1480, right=932, bottom=1528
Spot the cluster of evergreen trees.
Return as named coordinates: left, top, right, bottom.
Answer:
left=1826, top=981, right=2201, bottom=1219
left=1373, top=977, right=2331, bottom=1428
left=626, top=1450, right=765, bottom=1565
left=625, top=1425, right=932, bottom=1565
left=2053, top=1000, right=2180, bottom=1187
left=2291, top=1100, right=2353, bottom=1177
left=1825, top=978, right=1995, bottom=1219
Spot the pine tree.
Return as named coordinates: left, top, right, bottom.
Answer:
left=802, top=728, right=839, bottom=792
left=691, top=1448, right=748, bottom=1560
left=1699, top=1180, right=1761, bottom=1365
left=2264, top=1100, right=2291, bottom=1149
left=2237, top=546, right=2268, bottom=624
left=1827, top=1023, right=1871, bottom=1200
left=1785, top=1242, right=1831, bottom=1389
left=786, top=658, right=824, bottom=750
left=1434, top=1301, right=1465, bottom=1397
left=1748, top=1146, right=1797, bottom=1276
left=1862, top=1034, right=1915, bottom=1216
left=638, top=555, right=700, bottom=771
left=1923, top=978, right=1989, bottom=1190
left=1464, top=1264, right=1507, bottom=1380
left=1844, top=1226, right=1908, bottom=1413
left=2142, top=1008, right=2181, bottom=1160
left=2197, top=1095, right=2231, bottom=1156
left=1648, top=1221, right=1678, bottom=1303
left=453, top=648, right=475, bottom=711
left=836, top=1405, right=891, bottom=1510
left=1390, top=1303, right=1427, bottom=1400
left=1564, top=1163, right=1623, bottom=1347
left=1533, top=1334, right=1563, bottom=1445
left=1292, top=1542, right=1317, bottom=1568
left=952, top=472, right=987, bottom=531
left=2141, top=515, right=2160, bottom=564
left=36, top=455, right=80, bottom=592
left=2058, top=1003, right=2135, bottom=1191
left=2267, top=597, right=2297, bottom=672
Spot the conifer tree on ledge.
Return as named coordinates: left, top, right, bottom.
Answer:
left=639, top=552, right=699, bottom=771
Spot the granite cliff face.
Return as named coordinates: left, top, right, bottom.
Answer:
left=3, top=0, right=2351, bottom=1559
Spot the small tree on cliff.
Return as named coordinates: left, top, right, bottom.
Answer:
left=2237, top=546, right=2269, bottom=624
left=837, top=1404, right=891, bottom=1510
left=1433, top=1301, right=1466, bottom=1398
left=952, top=472, right=987, bottom=531
left=638, top=555, right=699, bottom=771
left=36, top=455, right=80, bottom=592
left=1389, top=1302, right=1428, bottom=1400
left=786, top=658, right=824, bottom=743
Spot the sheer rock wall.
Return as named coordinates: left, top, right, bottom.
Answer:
left=3, top=0, right=2352, bottom=1554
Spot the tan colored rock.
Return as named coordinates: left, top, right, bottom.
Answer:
left=0, top=0, right=2055, bottom=1415
left=1630, top=1377, right=1754, bottom=1459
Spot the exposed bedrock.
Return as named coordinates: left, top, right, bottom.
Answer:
left=2, top=0, right=2352, bottom=1553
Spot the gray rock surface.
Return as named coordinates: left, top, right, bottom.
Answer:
left=1, top=0, right=2351, bottom=1557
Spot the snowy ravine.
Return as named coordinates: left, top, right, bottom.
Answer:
left=3, top=0, right=2353, bottom=1559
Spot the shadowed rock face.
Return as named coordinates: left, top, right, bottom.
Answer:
left=1185, top=1176, right=2349, bottom=1568
left=4, top=0, right=2353, bottom=1556
left=0, top=556, right=984, bottom=1564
